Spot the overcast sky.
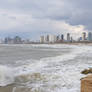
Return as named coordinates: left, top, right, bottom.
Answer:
left=0, top=0, right=91, bottom=40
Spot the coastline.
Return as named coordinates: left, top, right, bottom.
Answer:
left=1, top=41, right=92, bottom=45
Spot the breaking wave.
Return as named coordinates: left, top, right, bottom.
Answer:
left=0, top=65, right=14, bottom=86
left=0, top=44, right=91, bottom=92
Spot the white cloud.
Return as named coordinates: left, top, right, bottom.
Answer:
left=0, top=0, right=90, bottom=40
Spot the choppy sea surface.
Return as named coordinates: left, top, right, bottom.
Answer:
left=0, top=44, right=92, bottom=92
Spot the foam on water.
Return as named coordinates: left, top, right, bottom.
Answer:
left=31, top=44, right=78, bottom=49
left=0, top=44, right=92, bottom=92
left=0, top=65, right=14, bottom=86
left=12, top=44, right=92, bottom=92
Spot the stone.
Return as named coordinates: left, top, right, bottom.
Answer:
left=81, top=75, right=92, bottom=92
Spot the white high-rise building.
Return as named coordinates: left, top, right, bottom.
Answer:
left=40, top=36, right=45, bottom=43
left=49, top=35, right=56, bottom=43
left=82, top=32, right=86, bottom=41
left=88, top=32, right=92, bottom=41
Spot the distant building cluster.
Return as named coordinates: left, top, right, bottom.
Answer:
left=40, top=33, right=72, bottom=43
left=1, top=36, right=32, bottom=44
left=4, top=36, right=22, bottom=44
left=0, top=32, right=92, bottom=44
left=40, top=32, right=92, bottom=43
left=79, top=32, right=92, bottom=42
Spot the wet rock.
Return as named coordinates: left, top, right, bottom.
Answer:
left=81, top=75, right=92, bottom=92
left=81, top=69, right=92, bottom=75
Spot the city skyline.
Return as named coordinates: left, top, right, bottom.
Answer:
left=40, top=32, right=92, bottom=43
left=0, top=0, right=91, bottom=40
left=0, top=31, right=91, bottom=43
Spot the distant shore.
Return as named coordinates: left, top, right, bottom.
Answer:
left=1, top=41, right=92, bottom=46
left=1, top=42, right=92, bottom=45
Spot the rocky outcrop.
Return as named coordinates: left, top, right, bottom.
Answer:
left=81, top=69, right=92, bottom=75
left=81, top=75, right=92, bottom=92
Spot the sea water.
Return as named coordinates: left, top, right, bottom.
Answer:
left=0, top=44, right=91, bottom=92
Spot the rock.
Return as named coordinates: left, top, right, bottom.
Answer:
left=81, top=69, right=92, bottom=75
left=81, top=75, right=92, bottom=92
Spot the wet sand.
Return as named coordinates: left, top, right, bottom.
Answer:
left=0, top=85, right=33, bottom=92
left=0, top=85, right=14, bottom=92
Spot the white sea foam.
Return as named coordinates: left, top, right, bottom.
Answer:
left=31, top=44, right=78, bottom=49
left=0, top=44, right=92, bottom=92
left=0, top=65, right=14, bottom=86
left=12, top=44, right=92, bottom=92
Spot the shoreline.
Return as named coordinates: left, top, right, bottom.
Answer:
left=0, top=43, right=92, bottom=46
left=1, top=42, right=92, bottom=44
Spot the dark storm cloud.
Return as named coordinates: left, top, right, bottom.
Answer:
left=64, top=0, right=92, bottom=30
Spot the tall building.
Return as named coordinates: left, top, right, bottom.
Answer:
left=49, top=35, right=56, bottom=43
left=40, top=36, right=45, bottom=43
left=46, top=35, right=49, bottom=42
left=82, top=32, right=86, bottom=41
left=45, top=35, right=49, bottom=43
left=4, top=37, right=8, bottom=44
left=14, top=36, right=22, bottom=44
left=61, top=34, right=64, bottom=41
left=67, top=33, right=70, bottom=42
left=70, top=37, right=73, bottom=42
left=56, top=35, right=60, bottom=41
left=88, top=32, right=92, bottom=41
left=4, top=37, right=14, bottom=44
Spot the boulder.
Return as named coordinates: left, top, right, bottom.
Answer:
left=81, top=75, right=92, bottom=92
left=81, top=69, right=92, bottom=75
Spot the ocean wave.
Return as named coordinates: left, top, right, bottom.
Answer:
left=0, top=44, right=92, bottom=92
left=13, top=45, right=92, bottom=92
left=0, top=65, right=14, bottom=86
